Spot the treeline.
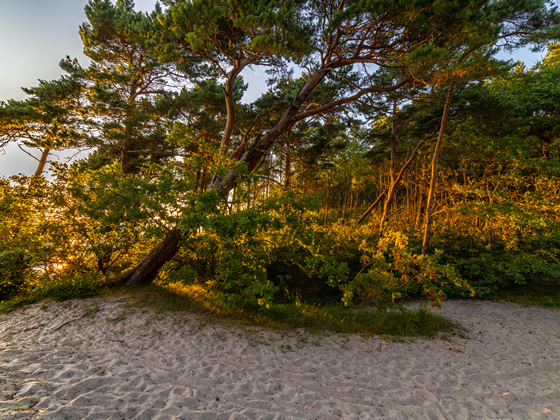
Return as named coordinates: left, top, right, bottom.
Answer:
left=1, top=0, right=559, bottom=309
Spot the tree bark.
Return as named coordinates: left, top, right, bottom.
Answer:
left=115, top=227, right=181, bottom=286
left=121, top=83, right=138, bottom=174
left=283, top=141, right=291, bottom=188
left=219, top=58, right=249, bottom=154
left=421, top=81, right=456, bottom=254
left=415, top=189, right=425, bottom=228
left=33, top=146, right=50, bottom=177
left=357, top=187, right=388, bottom=225
left=378, top=100, right=398, bottom=235
left=121, top=136, right=132, bottom=173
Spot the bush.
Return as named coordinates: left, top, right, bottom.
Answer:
left=430, top=227, right=560, bottom=298
left=0, top=249, right=32, bottom=301
left=30, top=271, right=108, bottom=301
left=160, top=188, right=474, bottom=311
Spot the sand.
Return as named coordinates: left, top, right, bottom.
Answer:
left=0, top=296, right=559, bottom=420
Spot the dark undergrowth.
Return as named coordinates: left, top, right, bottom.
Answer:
left=493, top=281, right=560, bottom=308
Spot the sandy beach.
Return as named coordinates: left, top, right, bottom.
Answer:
left=0, top=296, right=559, bottom=419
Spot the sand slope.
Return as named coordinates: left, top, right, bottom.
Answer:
left=0, top=296, right=559, bottom=419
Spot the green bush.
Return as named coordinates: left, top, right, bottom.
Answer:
left=0, top=249, right=32, bottom=301
left=31, top=271, right=108, bottom=301
left=430, top=228, right=560, bottom=298
left=159, top=189, right=473, bottom=311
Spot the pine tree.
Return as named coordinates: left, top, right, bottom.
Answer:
left=0, top=59, right=84, bottom=177
left=78, top=0, right=180, bottom=173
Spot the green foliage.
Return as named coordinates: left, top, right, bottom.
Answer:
left=161, top=190, right=307, bottom=308
left=341, top=232, right=472, bottom=310
left=3, top=0, right=560, bottom=328
left=0, top=65, right=85, bottom=162
left=0, top=176, right=65, bottom=277
left=30, top=271, right=107, bottom=301
left=0, top=271, right=108, bottom=314
left=496, top=281, right=560, bottom=308
left=0, top=249, right=32, bottom=301
left=158, top=186, right=473, bottom=311
left=429, top=227, right=560, bottom=298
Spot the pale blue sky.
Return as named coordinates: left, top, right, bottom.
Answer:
left=0, top=0, right=546, bottom=177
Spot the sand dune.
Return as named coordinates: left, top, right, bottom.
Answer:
left=1, top=296, right=559, bottom=419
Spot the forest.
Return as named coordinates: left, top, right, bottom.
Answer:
left=1, top=0, right=559, bottom=322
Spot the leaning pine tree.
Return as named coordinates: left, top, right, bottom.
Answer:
left=116, top=0, right=560, bottom=286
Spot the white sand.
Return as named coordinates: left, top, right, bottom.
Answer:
left=0, top=296, right=559, bottom=420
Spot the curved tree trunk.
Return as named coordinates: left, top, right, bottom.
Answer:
left=115, top=227, right=181, bottom=286
left=376, top=133, right=432, bottom=233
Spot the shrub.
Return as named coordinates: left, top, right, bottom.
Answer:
left=0, top=249, right=32, bottom=301
left=30, top=271, right=108, bottom=301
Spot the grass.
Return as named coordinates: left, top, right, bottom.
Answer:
left=4, top=274, right=559, bottom=340
left=124, top=282, right=458, bottom=338
left=1, top=278, right=458, bottom=338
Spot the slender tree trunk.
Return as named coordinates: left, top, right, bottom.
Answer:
left=121, top=136, right=132, bottom=173
left=357, top=187, right=388, bottom=225
left=379, top=185, right=397, bottom=235
left=415, top=190, right=425, bottom=228
left=377, top=132, right=431, bottom=234
left=121, top=84, right=138, bottom=174
left=33, top=146, right=51, bottom=177
left=324, top=174, right=329, bottom=227
left=422, top=81, right=456, bottom=254
left=283, top=142, right=291, bottom=188
left=390, top=100, right=397, bottom=182
left=199, top=166, right=207, bottom=192
left=379, top=101, right=398, bottom=235
left=415, top=164, right=426, bottom=228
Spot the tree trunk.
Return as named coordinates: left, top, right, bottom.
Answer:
left=415, top=190, right=425, bottom=228
left=378, top=184, right=398, bottom=235
left=283, top=144, right=291, bottom=188
left=219, top=58, right=248, bottom=154
left=121, top=84, right=138, bottom=174
left=422, top=81, right=456, bottom=254
left=33, top=146, right=50, bottom=177
left=357, top=187, right=388, bottom=225
left=379, top=101, right=398, bottom=235
left=115, top=227, right=181, bottom=286
left=121, top=136, right=132, bottom=173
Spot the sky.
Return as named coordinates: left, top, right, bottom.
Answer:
left=0, top=0, right=547, bottom=178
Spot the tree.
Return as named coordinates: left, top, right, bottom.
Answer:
left=0, top=62, right=84, bottom=177
left=118, top=0, right=545, bottom=286
left=77, top=0, right=182, bottom=173
left=420, top=0, right=560, bottom=254
left=493, top=41, right=560, bottom=160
